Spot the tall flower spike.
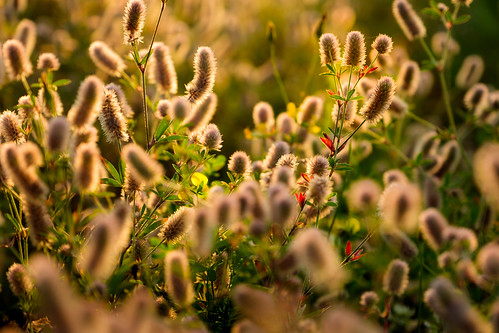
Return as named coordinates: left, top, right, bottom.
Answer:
left=22, top=194, right=53, bottom=245
left=379, top=182, right=422, bottom=233
left=297, top=96, right=323, bottom=125
left=123, top=0, right=146, bottom=45
left=89, top=41, right=125, bottom=77
left=319, top=33, right=341, bottom=67
left=393, top=0, right=427, bottom=41
left=46, top=116, right=70, bottom=152
left=99, top=89, right=129, bottom=142
left=2, top=39, right=32, bottom=80
left=359, top=76, right=396, bottom=124
left=74, top=143, right=101, bottom=192
left=198, top=123, right=223, bottom=151
left=37, top=53, right=60, bottom=71
left=7, top=263, right=33, bottom=296
left=263, top=141, right=290, bottom=169
left=473, top=142, right=499, bottom=210
left=372, top=34, right=393, bottom=55
left=456, top=55, right=484, bottom=89
left=182, top=93, right=217, bottom=130
left=168, top=96, right=190, bottom=120
left=252, top=101, right=275, bottom=132
left=463, top=83, right=488, bottom=111
left=343, top=31, right=366, bottom=68
left=164, top=250, right=194, bottom=308
left=383, top=259, right=409, bottom=295
left=122, top=143, right=164, bottom=186
left=185, top=47, right=217, bottom=105
left=398, top=60, right=420, bottom=96
left=105, top=83, right=134, bottom=117
left=67, top=75, right=104, bottom=128
left=419, top=208, right=448, bottom=251
left=149, top=42, right=178, bottom=95
left=0, top=111, right=25, bottom=143
left=13, top=19, right=36, bottom=56
left=228, top=151, right=252, bottom=176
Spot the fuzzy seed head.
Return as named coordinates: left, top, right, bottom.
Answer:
left=68, top=75, right=104, bottom=128
left=198, top=123, right=223, bottom=151
left=17, top=95, right=33, bottom=121
left=419, top=208, right=448, bottom=250
left=252, top=101, right=275, bottom=132
left=70, top=125, right=98, bottom=153
left=89, top=41, right=125, bottom=77
left=158, top=207, right=192, bottom=243
left=189, top=207, right=216, bottom=258
left=46, top=116, right=70, bottom=152
left=431, top=32, right=460, bottom=58
left=398, top=60, right=420, bottom=96
left=185, top=47, right=216, bottom=105
left=74, top=143, right=101, bottom=192
left=393, top=0, right=427, bottom=41
left=360, top=291, right=379, bottom=309
left=430, top=140, right=460, bottom=179
left=37, top=88, right=64, bottom=116
left=319, top=33, right=341, bottom=67
left=383, top=169, right=408, bottom=187
left=0, top=110, right=25, bottom=143
left=263, top=141, right=290, bottom=170
left=99, top=90, right=129, bottom=142
left=37, top=53, right=60, bottom=71
left=105, top=83, right=133, bottom=117
left=477, top=242, right=499, bottom=281
left=343, top=31, right=366, bottom=67
left=473, top=142, right=499, bottom=210
left=270, top=190, right=296, bottom=227
left=121, top=168, right=144, bottom=198
left=382, top=230, right=419, bottom=260
left=306, top=176, right=332, bottom=206
left=464, top=83, right=488, bottom=111
left=372, top=34, right=393, bottom=55
left=444, top=226, right=478, bottom=252
left=346, top=178, right=382, bottom=213
left=2, top=39, right=32, bottom=80
left=456, top=55, right=484, bottom=89
left=164, top=250, right=194, bottom=307
left=388, top=95, right=408, bottom=118
left=332, top=97, right=357, bottom=126
left=383, top=259, right=409, bottom=295
left=360, top=76, right=396, bottom=124
left=22, top=195, right=52, bottom=245
left=306, top=155, right=330, bottom=177
left=7, top=263, right=33, bottom=296
left=123, top=0, right=146, bottom=44
left=182, top=93, right=217, bottom=130
left=155, top=99, right=171, bottom=119
left=228, top=151, right=252, bottom=175
left=379, top=183, right=422, bottom=233
left=297, top=96, right=323, bottom=124
left=452, top=0, right=473, bottom=6
left=276, top=153, right=298, bottom=171
left=276, top=112, right=296, bottom=135
left=14, top=19, right=36, bottom=56
left=271, top=166, right=295, bottom=189
left=169, top=96, right=190, bottom=120
left=149, top=42, right=177, bottom=94
left=122, top=144, right=163, bottom=186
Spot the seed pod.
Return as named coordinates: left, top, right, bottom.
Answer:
left=263, top=141, right=289, bottom=170
left=67, top=75, right=104, bottom=128
left=149, top=42, right=177, bottom=95
left=13, top=19, right=36, bottom=56
left=122, top=143, right=163, bottom=186
left=276, top=153, right=298, bottom=171
left=359, top=76, right=396, bottom=124
left=276, top=112, right=295, bottom=135
left=306, top=155, right=329, bottom=177
left=89, top=41, right=125, bottom=77
left=252, top=101, right=275, bottom=132
left=2, top=39, right=32, bottom=80
left=478, top=242, right=499, bottom=282
left=379, top=183, right=422, bottom=233
left=158, top=207, right=192, bottom=243
left=452, top=0, right=473, bottom=6
left=185, top=46, right=216, bottom=105
left=372, top=34, right=393, bottom=55
left=444, top=226, right=478, bottom=252
left=382, top=169, right=408, bottom=187
left=289, top=228, right=345, bottom=289
left=393, top=0, right=427, bottom=41
left=37, top=53, right=60, bottom=71
left=430, top=140, right=460, bottom=178
left=271, top=166, right=295, bottom=189
left=70, top=125, right=98, bottom=153
left=0, top=110, right=25, bottom=143
left=297, top=96, right=323, bottom=125
left=121, top=168, right=144, bottom=197
left=155, top=99, right=171, bottom=119
left=228, top=151, right=252, bottom=175
left=319, top=33, right=340, bottom=66
left=214, top=195, right=240, bottom=226
left=463, top=83, right=488, bottom=111
left=383, top=259, right=409, bottom=295
left=37, top=87, right=64, bottom=116
left=189, top=207, right=216, bottom=258
left=381, top=229, right=419, bottom=260
left=123, top=0, right=146, bottom=44
left=46, top=116, right=70, bottom=152
left=74, top=143, right=101, bottom=192
left=105, top=83, right=133, bottom=117
left=270, top=190, right=296, bottom=227
left=164, top=250, right=194, bottom=307
left=182, top=93, right=217, bottom=130
left=1, top=143, right=47, bottom=198
left=416, top=71, right=435, bottom=98
left=306, top=176, right=332, bottom=206
left=198, top=123, right=223, bottom=151
left=7, top=263, right=33, bottom=296
left=22, top=195, right=52, bottom=245
left=431, top=32, right=460, bottom=58
left=168, top=96, right=190, bottom=121
left=398, top=60, right=420, bottom=96
left=360, top=291, right=379, bottom=309
left=419, top=208, right=448, bottom=250
left=17, top=95, right=34, bottom=121
left=346, top=178, right=382, bottom=213
left=456, top=55, right=484, bottom=89
left=343, top=31, right=366, bottom=68
left=99, top=89, right=129, bottom=142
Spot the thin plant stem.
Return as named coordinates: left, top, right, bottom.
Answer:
left=417, top=236, right=425, bottom=333
left=270, top=42, right=290, bottom=105
left=140, top=70, right=150, bottom=148
left=406, top=111, right=442, bottom=133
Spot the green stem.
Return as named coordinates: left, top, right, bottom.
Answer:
left=417, top=236, right=425, bottom=333
left=270, top=42, right=290, bottom=105
left=406, top=111, right=441, bottom=133
left=140, top=70, right=150, bottom=149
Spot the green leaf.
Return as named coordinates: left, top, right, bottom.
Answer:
left=335, top=163, right=353, bottom=171
left=101, top=177, right=122, bottom=187
left=350, top=95, right=364, bottom=101
left=325, top=201, right=338, bottom=207
left=422, top=7, right=440, bottom=18
left=155, top=117, right=171, bottom=141
left=140, top=49, right=153, bottom=65
left=346, top=89, right=356, bottom=100
left=421, top=59, right=437, bottom=71
left=52, top=79, right=71, bottom=87
left=156, top=135, right=187, bottom=144
left=329, top=94, right=345, bottom=101
left=326, top=63, right=335, bottom=72
left=454, top=14, right=471, bottom=25
left=101, top=158, right=122, bottom=183
left=30, top=83, right=42, bottom=88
